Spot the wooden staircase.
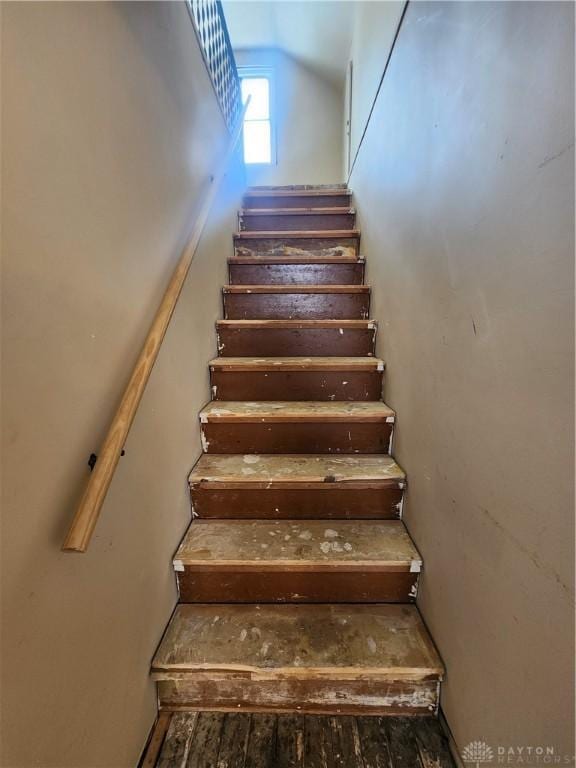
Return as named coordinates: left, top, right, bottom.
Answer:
left=152, top=185, right=444, bottom=716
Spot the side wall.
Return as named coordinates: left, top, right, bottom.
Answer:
left=235, top=48, right=344, bottom=186
left=1, top=3, right=244, bottom=766
left=349, top=0, right=574, bottom=757
left=344, top=0, right=405, bottom=176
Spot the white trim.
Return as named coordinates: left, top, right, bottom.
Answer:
left=238, top=65, right=277, bottom=166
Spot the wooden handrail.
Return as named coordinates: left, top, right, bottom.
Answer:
left=62, top=101, right=248, bottom=553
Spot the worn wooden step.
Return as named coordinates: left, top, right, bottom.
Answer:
left=223, top=285, right=370, bottom=321
left=234, top=231, right=360, bottom=260
left=188, top=453, right=405, bottom=520
left=239, top=208, right=356, bottom=232
left=216, top=320, right=377, bottom=358
left=174, top=519, right=421, bottom=603
left=152, top=603, right=444, bottom=714
left=199, top=401, right=395, bottom=454
left=248, top=184, right=348, bottom=190
left=228, top=256, right=365, bottom=285
left=243, top=189, right=352, bottom=209
left=209, top=357, right=384, bottom=402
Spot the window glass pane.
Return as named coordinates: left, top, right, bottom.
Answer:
left=243, top=120, right=271, bottom=164
left=241, top=78, right=269, bottom=120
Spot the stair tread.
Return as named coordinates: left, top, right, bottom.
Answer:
left=209, top=356, right=383, bottom=371
left=245, top=188, right=350, bottom=197
left=199, top=401, right=395, bottom=423
left=223, top=285, right=370, bottom=294
left=217, top=319, right=375, bottom=328
left=234, top=230, right=360, bottom=239
left=188, top=453, right=405, bottom=487
left=152, top=603, right=444, bottom=679
left=228, top=255, right=363, bottom=263
left=174, top=519, right=420, bottom=570
left=241, top=207, right=355, bottom=215
left=248, top=184, right=348, bottom=190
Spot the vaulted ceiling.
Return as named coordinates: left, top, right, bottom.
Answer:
left=222, top=0, right=355, bottom=86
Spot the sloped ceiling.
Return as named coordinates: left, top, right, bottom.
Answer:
left=222, top=0, right=355, bottom=86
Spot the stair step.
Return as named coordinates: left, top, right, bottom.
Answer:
left=174, top=519, right=421, bottom=603
left=223, top=285, right=370, bottom=320
left=239, top=208, right=356, bottom=232
left=248, top=184, right=349, bottom=190
left=216, top=319, right=377, bottom=357
left=228, top=257, right=364, bottom=285
left=234, top=231, right=360, bottom=260
left=209, top=357, right=384, bottom=402
left=189, top=453, right=405, bottom=519
left=152, top=603, right=444, bottom=714
left=198, top=401, right=395, bottom=454
left=243, top=189, right=352, bottom=209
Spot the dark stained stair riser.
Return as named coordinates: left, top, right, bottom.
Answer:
left=177, top=571, right=418, bottom=604
left=201, top=423, right=394, bottom=454
left=216, top=325, right=376, bottom=357
left=240, top=211, right=356, bottom=232
left=229, top=262, right=364, bottom=285
left=190, top=487, right=404, bottom=520
left=242, top=193, right=352, bottom=209
left=223, top=292, right=370, bottom=320
left=210, top=370, right=383, bottom=401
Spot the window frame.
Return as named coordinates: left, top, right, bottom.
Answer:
left=238, top=66, right=277, bottom=167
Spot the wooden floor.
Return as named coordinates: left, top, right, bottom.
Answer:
left=152, top=712, right=455, bottom=767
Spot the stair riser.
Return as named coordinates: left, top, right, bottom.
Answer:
left=157, top=679, right=439, bottom=716
left=234, top=237, right=359, bottom=259
left=217, top=328, right=376, bottom=357
left=210, top=371, right=382, bottom=401
left=200, top=423, right=393, bottom=454
left=190, top=487, right=403, bottom=520
left=223, top=293, right=370, bottom=320
left=243, top=194, right=352, bottom=209
left=240, top=213, right=356, bottom=232
left=177, top=571, right=417, bottom=603
left=229, top=263, right=364, bottom=285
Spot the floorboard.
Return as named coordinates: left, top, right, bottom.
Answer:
left=154, top=714, right=455, bottom=768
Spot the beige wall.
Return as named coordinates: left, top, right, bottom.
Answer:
left=235, top=49, right=344, bottom=186
left=350, top=0, right=574, bottom=759
left=1, top=3, right=245, bottom=766
left=344, top=1, right=405, bottom=175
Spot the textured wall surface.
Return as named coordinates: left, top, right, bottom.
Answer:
left=1, top=3, right=244, bottom=766
left=350, top=0, right=574, bottom=758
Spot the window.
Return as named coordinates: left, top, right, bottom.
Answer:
left=239, top=68, right=275, bottom=165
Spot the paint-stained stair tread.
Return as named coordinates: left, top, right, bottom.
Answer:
left=217, top=319, right=375, bottom=327
left=189, top=454, right=405, bottom=488
left=234, top=230, right=360, bottom=239
left=200, top=401, right=394, bottom=422
left=240, top=207, right=356, bottom=214
left=174, top=520, right=421, bottom=570
left=173, top=520, right=421, bottom=603
left=152, top=603, right=444, bottom=678
left=229, top=255, right=363, bottom=264
left=223, top=284, right=370, bottom=294
left=234, top=232, right=360, bottom=260
left=209, top=357, right=384, bottom=371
